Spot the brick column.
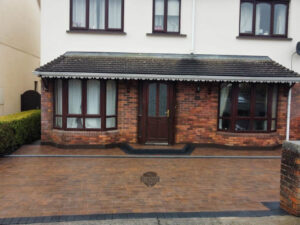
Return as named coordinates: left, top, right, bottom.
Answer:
left=280, top=141, right=300, bottom=216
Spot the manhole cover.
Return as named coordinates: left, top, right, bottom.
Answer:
left=141, top=172, right=160, bottom=187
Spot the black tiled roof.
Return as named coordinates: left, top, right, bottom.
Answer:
left=35, top=52, right=299, bottom=78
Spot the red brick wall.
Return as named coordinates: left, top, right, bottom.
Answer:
left=290, top=83, right=300, bottom=140
left=42, top=80, right=289, bottom=148
left=175, top=82, right=288, bottom=148
left=280, top=142, right=300, bottom=216
left=41, top=80, right=138, bottom=146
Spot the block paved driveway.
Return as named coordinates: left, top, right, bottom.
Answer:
left=0, top=144, right=282, bottom=220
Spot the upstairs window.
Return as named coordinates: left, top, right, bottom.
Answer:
left=70, top=0, right=124, bottom=31
left=239, top=0, right=289, bottom=38
left=153, top=0, right=181, bottom=33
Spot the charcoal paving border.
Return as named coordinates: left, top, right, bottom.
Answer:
left=0, top=202, right=287, bottom=225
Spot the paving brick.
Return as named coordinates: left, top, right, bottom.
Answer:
left=0, top=146, right=281, bottom=219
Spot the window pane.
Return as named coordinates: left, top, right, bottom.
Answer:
left=106, top=80, right=117, bottom=116
left=67, top=117, right=83, bottom=128
left=72, top=0, right=86, bottom=28
left=108, top=0, right=122, bottom=29
left=255, top=3, right=271, bottom=35
left=87, top=80, right=100, bottom=115
left=237, top=84, right=251, bottom=117
left=106, top=117, right=116, bottom=128
left=235, top=120, right=250, bottom=131
left=253, top=120, right=267, bottom=131
left=167, top=0, right=180, bottom=32
left=240, top=2, right=253, bottom=34
left=154, top=0, right=164, bottom=31
left=55, top=117, right=62, bottom=128
left=219, top=119, right=231, bottom=131
left=89, top=0, right=105, bottom=29
left=274, top=4, right=287, bottom=35
left=68, top=80, right=82, bottom=114
left=159, top=84, right=167, bottom=117
left=255, top=84, right=268, bottom=117
left=148, top=83, right=157, bottom=116
left=55, top=79, right=62, bottom=115
left=86, top=118, right=101, bottom=129
left=219, top=83, right=232, bottom=117
left=272, top=86, right=278, bottom=118
left=271, top=120, right=276, bottom=131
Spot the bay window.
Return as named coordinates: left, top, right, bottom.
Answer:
left=218, top=83, right=278, bottom=133
left=54, top=79, right=117, bottom=131
left=153, top=0, right=181, bottom=33
left=239, top=0, right=289, bottom=38
left=70, top=0, right=124, bottom=31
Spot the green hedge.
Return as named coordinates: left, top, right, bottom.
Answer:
left=0, top=110, right=41, bottom=155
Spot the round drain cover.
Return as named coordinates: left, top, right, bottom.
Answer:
left=141, top=172, right=160, bottom=187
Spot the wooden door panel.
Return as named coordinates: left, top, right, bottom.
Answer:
left=147, top=117, right=168, bottom=141
left=139, top=81, right=175, bottom=144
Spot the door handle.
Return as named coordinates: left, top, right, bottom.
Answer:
left=166, top=109, right=170, bottom=118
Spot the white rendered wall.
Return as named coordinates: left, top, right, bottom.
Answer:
left=41, top=0, right=300, bottom=73
left=0, top=0, right=40, bottom=116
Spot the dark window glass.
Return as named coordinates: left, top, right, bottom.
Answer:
left=148, top=83, right=157, bottom=117
left=255, top=84, right=268, bottom=117
left=253, top=120, right=268, bottom=131
left=235, top=120, right=250, bottom=131
left=237, top=84, right=251, bottom=117
left=159, top=84, right=167, bottom=117
left=218, top=83, right=278, bottom=133
left=219, top=119, right=231, bottom=131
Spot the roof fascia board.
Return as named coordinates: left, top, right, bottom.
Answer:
left=34, top=71, right=300, bottom=83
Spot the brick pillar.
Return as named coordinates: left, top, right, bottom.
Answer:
left=280, top=141, right=300, bottom=216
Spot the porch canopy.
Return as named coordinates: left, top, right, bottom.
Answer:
left=35, top=52, right=300, bottom=83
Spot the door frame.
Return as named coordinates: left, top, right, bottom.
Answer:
left=138, top=81, right=176, bottom=145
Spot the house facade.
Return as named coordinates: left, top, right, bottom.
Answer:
left=37, top=0, right=300, bottom=149
left=0, top=0, right=41, bottom=116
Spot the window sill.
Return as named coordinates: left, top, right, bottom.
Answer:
left=52, top=128, right=119, bottom=134
left=146, top=33, right=187, bottom=37
left=67, top=30, right=127, bottom=35
left=236, top=35, right=292, bottom=41
left=217, top=131, right=277, bottom=137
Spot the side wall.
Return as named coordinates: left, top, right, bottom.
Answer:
left=42, top=81, right=288, bottom=148
left=0, top=0, right=40, bottom=116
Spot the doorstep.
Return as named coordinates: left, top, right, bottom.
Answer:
left=119, top=143, right=195, bottom=155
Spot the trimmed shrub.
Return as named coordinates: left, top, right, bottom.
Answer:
left=0, top=110, right=41, bottom=155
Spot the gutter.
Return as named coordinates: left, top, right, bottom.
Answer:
left=34, top=71, right=300, bottom=84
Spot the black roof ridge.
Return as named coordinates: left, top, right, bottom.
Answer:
left=64, top=51, right=271, bottom=61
